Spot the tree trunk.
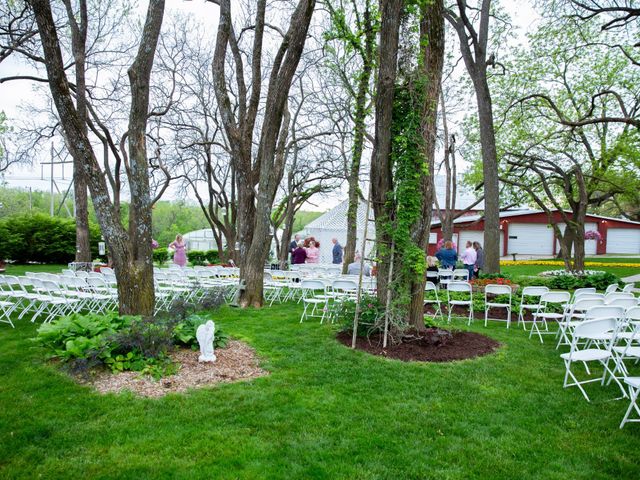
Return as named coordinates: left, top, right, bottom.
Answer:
left=342, top=181, right=360, bottom=273
left=406, top=0, right=445, bottom=331
left=371, top=0, right=403, bottom=306
left=29, top=0, right=165, bottom=316
left=342, top=3, right=375, bottom=275
left=474, top=77, right=501, bottom=273
left=61, top=0, right=92, bottom=264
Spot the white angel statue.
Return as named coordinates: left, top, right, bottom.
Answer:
left=196, top=320, right=216, bottom=363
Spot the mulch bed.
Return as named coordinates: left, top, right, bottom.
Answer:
left=90, top=340, right=268, bottom=398
left=336, top=329, right=500, bottom=363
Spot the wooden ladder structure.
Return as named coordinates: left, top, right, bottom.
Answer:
left=351, top=184, right=396, bottom=349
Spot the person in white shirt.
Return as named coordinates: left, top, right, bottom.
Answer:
left=460, top=241, right=477, bottom=280
left=347, top=253, right=371, bottom=276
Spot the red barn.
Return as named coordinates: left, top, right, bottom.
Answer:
left=428, top=210, right=640, bottom=257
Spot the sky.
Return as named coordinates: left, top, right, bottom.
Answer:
left=0, top=0, right=539, bottom=212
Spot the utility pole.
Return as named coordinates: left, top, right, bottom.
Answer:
left=41, top=142, right=73, bottom=217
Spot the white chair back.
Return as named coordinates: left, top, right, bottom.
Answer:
left=605, top=284, right=619, bottom=295
left=625, top=306, right=640, bottom=321
left=485, top=284, right=512, bottom=296
left=452, top=269, right=469, bottom=281
left=622, top=284, right=635, bottom=293
left=584, top=305, right=625, bottom=320
left=605, top=293, right=635, bottom=304
left=608, top=298, right=639, bottom=309
left=447, top=281, right=471, bottom=293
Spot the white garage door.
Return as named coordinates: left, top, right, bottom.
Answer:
left=458, top=230, right=504, bottom=254
left=507, top=223, right=554, bottom=255
left=606, top=228, right=640, bottom=254
left=555, top=223, right=598, bottom=255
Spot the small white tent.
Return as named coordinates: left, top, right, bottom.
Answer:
left=299, top=199, right=375, bottom=264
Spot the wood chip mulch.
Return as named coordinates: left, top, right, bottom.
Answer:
left=336, top=329, right=500, bottom=363
left=90, top=340, right=268, bottom=398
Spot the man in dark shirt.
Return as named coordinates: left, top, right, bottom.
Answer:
left=332, top=238, right=343, bottom=264
left=289, top=234, right=300, bottom=265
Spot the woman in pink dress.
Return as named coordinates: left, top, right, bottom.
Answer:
left=169, top=234, right=188, bottom=267
left=304, top=239, right=320, bottom=264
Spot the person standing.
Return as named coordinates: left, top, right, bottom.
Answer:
left=305, top=239, right=320, bottom=263
left=292, top=242, right=307, bottom=264
left=289, top=234, right=301, bottom=265
left=460, top=241, right=477, bottom=280
left=347, top=253, right=371, bottom=276
left=473, top=241, right=484, bottom=278
left=169, top=234, right=187, bottom=267
left=331, top=238, right=343, bottom=264
left=435, top=240, right=457, bottom=269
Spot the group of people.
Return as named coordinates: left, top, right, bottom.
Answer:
left=289, top=235, right=346, bottom=265
left=431, top=240, right=484, bottom=279
left=288, top=235, right=371, bottom=276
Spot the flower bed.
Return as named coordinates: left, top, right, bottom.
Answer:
left=539, top=269, right=606, bottom=277
left=500, top=260, right=638, bottom=267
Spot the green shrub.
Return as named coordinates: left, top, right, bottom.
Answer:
left=513, top=276, right=552, bottom=288
left=205, top=249, right=220, bottom=264
left=546, top=272, right=621, bottom=290
left=0, top=213, right=101, bottom=263
left=335, top=295, right=385, bottom=337
left=187, top=250, right=207, bottom=266
left=36, top=290, right=229, bottom=379
left=479, top=272, right=513, bottom=280
left=153, top=247, right=172, bottom=265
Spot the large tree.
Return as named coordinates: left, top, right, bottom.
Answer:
left=325, top=0, right=378, bottom=274
left=210, top=0, right=316, bottom=307
left=444, top=0, right=503, bottom=273
left=371, top=0, right=445, bottom=332
left=494, top=13, right=639, bottom=270
left=28, top=0, right=165, bottom=315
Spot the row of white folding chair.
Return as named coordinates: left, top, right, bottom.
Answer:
left=559, top=309, right=640, bottom=428
left=425, top=281, right=511, bottom=328
left=612, top=307, right=640, bottom=427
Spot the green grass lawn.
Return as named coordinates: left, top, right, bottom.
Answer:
left=1, top=303, right=639, bottom=479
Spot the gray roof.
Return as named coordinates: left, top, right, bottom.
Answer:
left=304, top=199, right=373, bottom=231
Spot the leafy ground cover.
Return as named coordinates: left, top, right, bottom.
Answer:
left=1, top=302, right=639, bottom=479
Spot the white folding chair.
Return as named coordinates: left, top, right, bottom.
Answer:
left=556, top=298, right=605, bottom=349
left=605, top=284, right=619, bottom=295
left=530, top=291, right=570, bottom=343
left=608, top=297, right=639, bottom=309
left=560, top=317, right=626, bottom=402
left=484, top=284, right=512, bottom=328
left=622, top=284, right=635, bottom=293
left=447, top=281, right=473, bottom=325
left=611, top=307, right=640, bottom=382
left=571, top=288, right=596, bottom=302
left=620, top=377, right=640, bottom=428
left=605, top=293, right=634, bottom=304
left=517, top=286, right=549, bottom=331
left=299, top=280, right=330, bottom=323
left=438, top=269, right=453, bottom=289
left=452, top=269, right=469, bottom=281
left=424, top=281, right=443, bottom=320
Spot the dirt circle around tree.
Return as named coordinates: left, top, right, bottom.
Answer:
left=336, top=328, right=501, bottom=363
left=89, top=340, right=268, bottom=398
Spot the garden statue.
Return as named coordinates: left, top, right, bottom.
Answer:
left=196, top=320, right=216, bottom=363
